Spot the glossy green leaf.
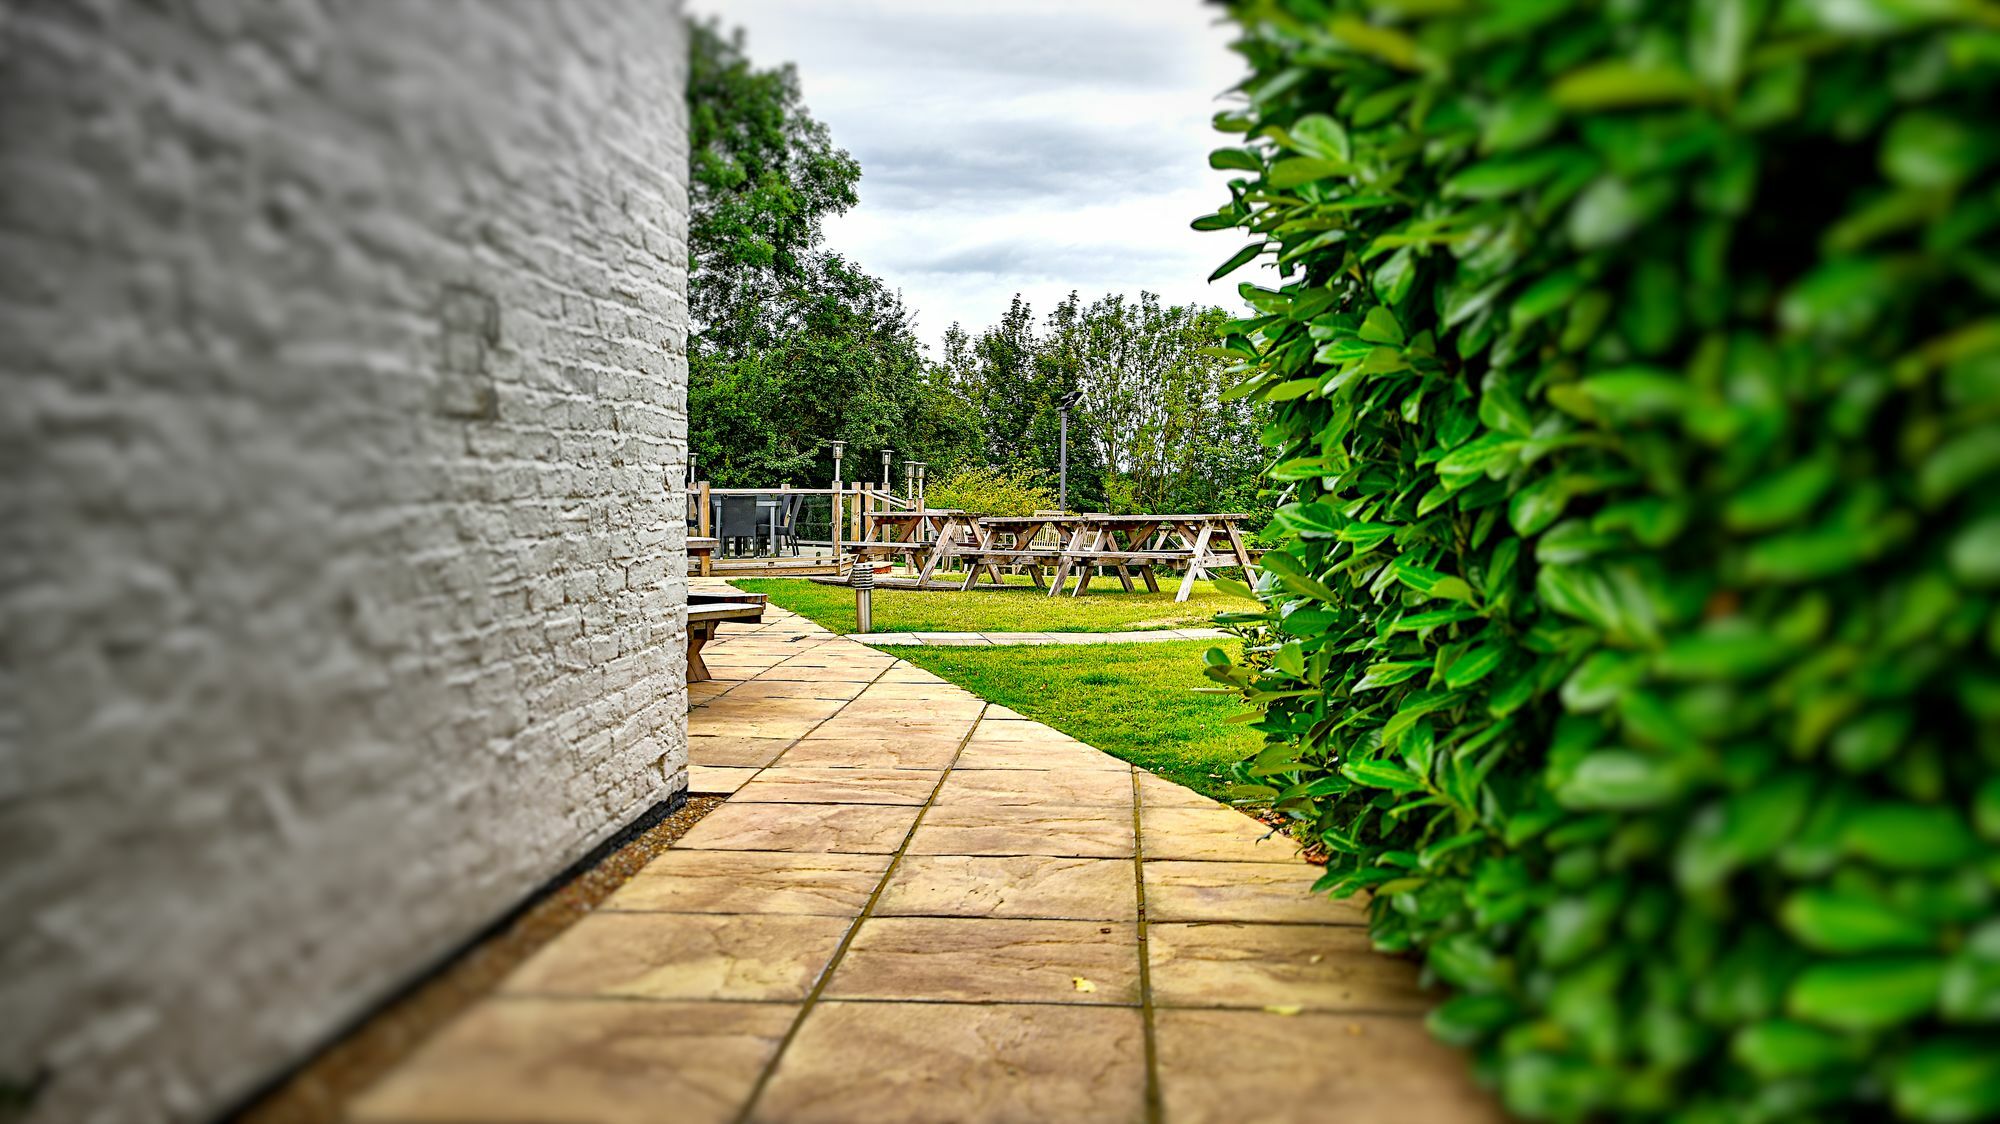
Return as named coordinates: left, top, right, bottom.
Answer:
left=1551, top=63, right=1704, bottom=109
left=1207, top=146, right=1262, bottom=172
left=1893, top=1037, right=2000, bottom=1123
left=1780, top=887, right=1939, bottom=954
left=1843, top=804, right=1979, bottom=870
left=1788, top=956, right=1945, bottom=1031
left=1882, top=111, right=1996, bottom=190
left=1555, top=751, right=1688, bottom=810
left=1731, top=1019, right=1861, bottom=1079
left=1209, top=241, right=1267, bottom=282
left=1270, top=157, right=1354, bottom=189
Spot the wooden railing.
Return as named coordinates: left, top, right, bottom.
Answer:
left=688, top=482, right=917, bottom=566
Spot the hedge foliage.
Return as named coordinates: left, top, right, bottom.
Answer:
left=1198, top=2, right=2000, bottom=1120
left=924, top=464, right=1060, bottom=516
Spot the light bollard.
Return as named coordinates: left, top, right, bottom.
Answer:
left=849, top=562, right=875, bottom=633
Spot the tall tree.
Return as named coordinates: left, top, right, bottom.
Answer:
left=684, top=23, right=982, bottom=486
left=948, top=291, right=1267, bottom=518
left=686, top=19, right=858, bottom=350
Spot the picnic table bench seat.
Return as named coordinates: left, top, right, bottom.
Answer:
left=948, top=546, right=1067, bottom=590
left=685, top=591, right=766, bottom=683
left=1059, top=549, right=1186, bottom=563
left=952, top=547, right=1065, bottom=561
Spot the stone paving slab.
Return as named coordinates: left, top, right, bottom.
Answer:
left=874, top=854, right=1140, bottom=921
left=353, top=584, right=1502, bottom=1123
left=349, top=998, right=795, bottom=1124
left=500, top=912, right=849, bottom=1002
left=1155, top=1010, right=1503, bottom=1124
left=825, top=916, right=1143, bottom=1005
left=751, top=1002, right=1148, bottom=1124
left=606, top=851, right=892, bottom=917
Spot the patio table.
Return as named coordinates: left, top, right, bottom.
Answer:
left=1046, top=513, right=1257, bottom=601
left=952, top=514, right=1085, bottom=590
left=846, top=510, right=978, bottom=588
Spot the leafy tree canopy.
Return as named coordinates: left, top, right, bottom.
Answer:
left=687, top=18, right=858, bottom=350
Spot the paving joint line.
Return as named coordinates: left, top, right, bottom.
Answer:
left=730, top=650, right=990, bottom=1124
left=484, top=991, right=1430, bottom=1017
left=1130, top=767, right=1164, bottom=1124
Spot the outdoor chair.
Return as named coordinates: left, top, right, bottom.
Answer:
left=714, top=495, right=766, bottom=556
left=770, top=493, right=804, bottom=555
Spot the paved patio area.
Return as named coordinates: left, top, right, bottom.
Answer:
left=350, top=590, right=1500, bottom=1123
left=859, top=627, right=1228, bottom=647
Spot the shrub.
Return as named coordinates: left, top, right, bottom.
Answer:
left=926, top=464, right=1059, bottom=516
left=1198, top=3, right=2000, bottom=1120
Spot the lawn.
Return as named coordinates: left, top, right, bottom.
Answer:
left=893, top=638, right=1258, bottom=800
left=730, top=574, right=1245, bottom=634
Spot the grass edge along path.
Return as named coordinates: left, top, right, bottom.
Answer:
left=893, top=638, right=1257, bottom=801
left=730, top=575, right=1245, bottom=635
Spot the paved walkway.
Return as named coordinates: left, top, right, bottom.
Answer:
left=350, top=594, right=1499, bottom=1124
left=859, top=627, right=1228, bottom=647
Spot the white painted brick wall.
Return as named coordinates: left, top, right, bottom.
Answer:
left=0, top=3, right=691, bottom=1120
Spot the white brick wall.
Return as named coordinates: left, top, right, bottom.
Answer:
left=0, top=3, right=691, bottom=1120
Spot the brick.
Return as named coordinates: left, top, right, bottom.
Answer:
left=0, top=3, right=693, bottom=1121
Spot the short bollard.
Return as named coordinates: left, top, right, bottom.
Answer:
left=849, top=564, right=874, bottom=633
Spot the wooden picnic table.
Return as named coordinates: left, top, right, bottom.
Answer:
left=844, top=511, right=1257, bottom=599
left=952, top=514, right=1083, bottom=591
left=845, top=510, right=979, bottom=588
left=1046, top=513, right=1256, bottom=601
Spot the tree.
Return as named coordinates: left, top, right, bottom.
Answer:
left=955, top=291, right=1266, bottom=517
left=686, top=19, right=858, bottom=350
left=1064, top=293, right=1264, bottom=515
left=684, top=23, right=981, bottom=486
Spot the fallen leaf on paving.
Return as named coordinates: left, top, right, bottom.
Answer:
left=1072, top=977, right=1096, bottom=993
left=1263, top=1004, right=1302, bottom=1016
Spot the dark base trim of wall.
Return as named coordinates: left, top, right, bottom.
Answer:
left=215, top=783, right=690, bottom=1122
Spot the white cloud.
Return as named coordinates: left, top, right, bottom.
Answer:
left=685, top=0, right=1262, bottom=351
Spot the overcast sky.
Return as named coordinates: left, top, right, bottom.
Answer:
left=685, top=0, right=1251, bottom=353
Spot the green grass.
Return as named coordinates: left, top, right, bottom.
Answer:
left=894, top=639, right=1258, bottom=800
left=731, top=574, right=1242, bottom=634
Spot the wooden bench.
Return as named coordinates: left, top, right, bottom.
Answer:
left=687, top=535, right=718, bottom=577
left=1056, top=550, right=1187, bottom=594
left=950, top=547, right=1066, bottom=590
left=686, top=591, right=767, bottom=683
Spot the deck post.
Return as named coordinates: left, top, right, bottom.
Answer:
left=695, top=481, right=712, bottom=576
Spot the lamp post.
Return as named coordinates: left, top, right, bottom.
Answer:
left=829, top=440, right=846, bottom=565
left=881, top=449, right=893, bottom=489
left=1056, top=390, right=1084, bottom=513
left=914, top=462, right=927, bottom=511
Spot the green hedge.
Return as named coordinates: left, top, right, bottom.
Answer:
left=1198, top=2, right=2000, bottom=1120
left=925, top=464, right=1060, bottom=516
